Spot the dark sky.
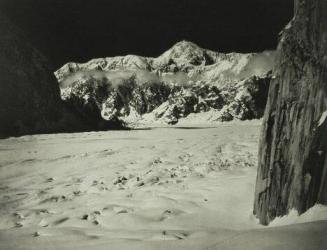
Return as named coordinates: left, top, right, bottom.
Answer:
left=0, top=0, right=294, bottom=69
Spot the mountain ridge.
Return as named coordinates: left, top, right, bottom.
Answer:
left=55, top=41, right=275, bottom=85
left=56, top=41, right=274, bottom=126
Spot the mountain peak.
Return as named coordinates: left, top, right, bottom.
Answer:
left=171, top=40, right=200, bottom=49
left=156, top=40, right=215, bottom=66
left=166, top=40, right=205, bottom=55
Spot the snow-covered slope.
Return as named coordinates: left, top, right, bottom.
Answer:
left=0, top=124, right=326, bottom=250
left=55, top=41, right=274, bottom=126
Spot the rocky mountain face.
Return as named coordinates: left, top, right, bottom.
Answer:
left=61, top=73, right=271, bottom=125
left=254, top=0, right=327, bottom=225
left=0, top=14, right=125, bottom=138
left=56, top=41, right=273, bottom=125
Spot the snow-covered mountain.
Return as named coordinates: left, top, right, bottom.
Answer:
left=56, top=41, right=274, bottom=84
left=55, top=41, right=274, bottom=126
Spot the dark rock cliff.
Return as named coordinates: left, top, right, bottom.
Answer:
left=0, top=14, right=125, bottom=138
left=254, top=0, right=327, bottom=225
left=0, top=13, right=60, bottom=137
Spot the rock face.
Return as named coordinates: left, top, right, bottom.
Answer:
left=0, top=14, right=125, bottom=138
left=254, top=0, right=327, bottom=225
left=57, top=41, right=273, bottom=125
left=60, top=72, right=271, bottom=126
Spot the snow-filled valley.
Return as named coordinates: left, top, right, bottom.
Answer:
left=0, top=122, right=326, bottom=250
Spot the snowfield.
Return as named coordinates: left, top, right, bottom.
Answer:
left=0, top=122, right=326, bottom=250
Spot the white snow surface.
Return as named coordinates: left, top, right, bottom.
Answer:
left=318, top=110, right=327, bottom=126
left=0, top=122, right=326, bottom=250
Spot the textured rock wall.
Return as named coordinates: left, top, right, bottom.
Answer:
left=254, top=0, right=327, bottom=225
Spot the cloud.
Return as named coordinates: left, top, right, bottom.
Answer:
left=60, top=69, right=195, bottom=89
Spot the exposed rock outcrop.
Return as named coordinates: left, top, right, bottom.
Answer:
left=57, top=42, right=273, bottom=125
left=61, top=72, right=271, bottom=126
left=0, top=13, right=125, bottom=138
left=254, top=0, right=327, bottom=225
